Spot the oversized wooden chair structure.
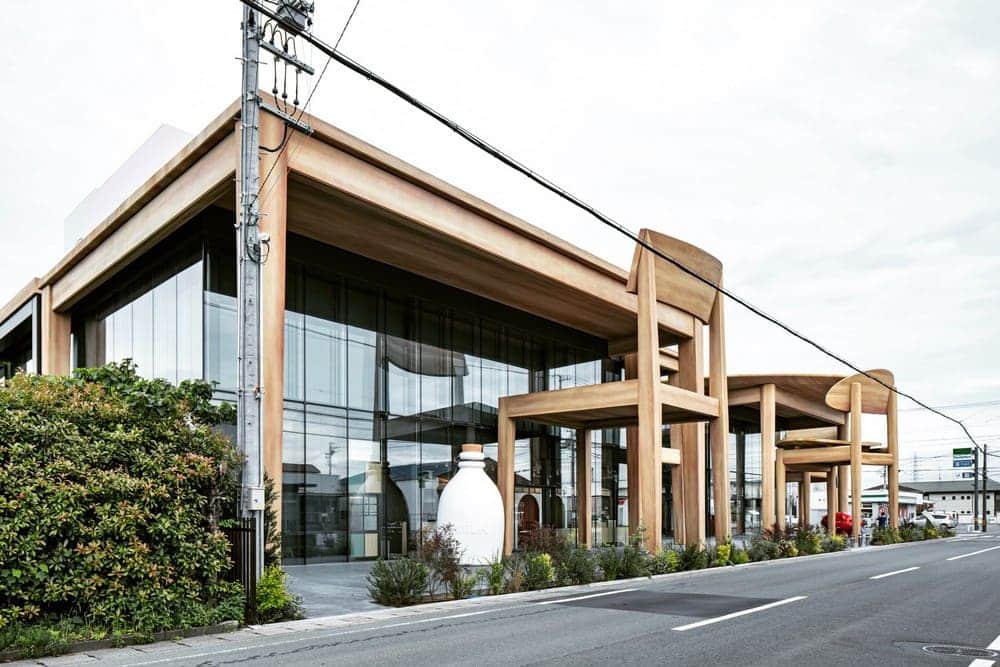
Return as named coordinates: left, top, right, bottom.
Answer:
left=775, top=369, right=899, bottom=544
left=497, top=229, right=730, bottom=554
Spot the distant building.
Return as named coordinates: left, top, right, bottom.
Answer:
left=905, top=478, right=999, bottom=522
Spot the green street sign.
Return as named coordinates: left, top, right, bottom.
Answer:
left=953, top=447, right=972, bottom=456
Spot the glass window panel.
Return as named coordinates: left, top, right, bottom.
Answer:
left=131, top=291, right=154, bottom=378
left=451, top=315, right=480, bottom=425
left=304, top=405, right=348, bottom=562
left=507, top=331, right=530, bottom=396
left=176, top=261, right=203, bottom=382
left=284, top=311, right=305, bottom=401
left=346, top=287, right=378, bottom=412
left=420, top=424, right=453, bottom=532
left=386, top=298, right=418, bottom=417
left=480, top=322, right=506, bottom=414
left=152, top=278, right=178, bottom=384
left=282, top=405, right=306, bottom=562
left=204, top=291, right=237, bottom=391
left=386, top=434, right=419, bottom=557
left=102, top=313, right=114, bottom=366
left=419, top=306, right=452, bottom=419
left=113, top=303, right=133, bottom=363
left=348, top=411, right=382, bottom=559
left=304, top=275, right=346, bottom=406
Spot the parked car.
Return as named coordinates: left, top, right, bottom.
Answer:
left=820, top=512, right=853, bottom=534
left=911, top=511, right=956, bottom=530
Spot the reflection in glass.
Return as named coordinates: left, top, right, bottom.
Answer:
left=304, top=405, right=348, bottom=562
left=152, top=278, right=178, bottom=383
left=176, top=262, right=203, bottom=382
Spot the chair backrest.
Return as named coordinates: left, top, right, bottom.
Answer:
left=625, top=229, right=722, bottom=323
left=824, top=369, right=895, bottom=414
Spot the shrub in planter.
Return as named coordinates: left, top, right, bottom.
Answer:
left=898, top=524, right=921, bottom=542
left=649, top=549, right=679, bottom=575
left=821, top=534, right=847, bottom=552
left=367, top=558, right=429, bottom=606
left=520, top=527, right=570, bottom=563
left=922, top=525, right=939, bottom=540
left=480, top=554, right=507, bottom=595
left=504, top=553, right=526, bottom=593
left=556, top=547, right=597, bottom=586
left=447, top=571, right=478, bottom=600
left=257, top=565, right=304, bottom=622
left=747, top=537, right=780, bottom=562
left=417, top=525, right=463, bottom=599
left=621, top=536, right=651, bottom=579
left=871, top=527, right=900, bottom=545
left=777, top=539, right=799, bottom=558
left=794, top=528, right=823, bottom=555
left=678, top=544, right=708, bottom=571
left=731, top=548, right=750, bottom=564
left=596, top=546, right=624, bottom=580
left=524, top=553, right=554, bottom=590
left=0, top=364, right=241, bottom=635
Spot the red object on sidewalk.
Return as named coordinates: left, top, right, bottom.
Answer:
left=820, top=512, right=853, bottom=534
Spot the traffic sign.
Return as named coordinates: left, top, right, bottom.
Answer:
left=953, top=459, right=973, bottom=468
left=961, top=472, right=975, bottom=478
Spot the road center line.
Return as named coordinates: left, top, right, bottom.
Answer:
left=536, top=588, right=638, bottom=605
left=869, top=566, right=920, bottom=580
left=672, top=596, right=807, bottom=632
left=947, top=545, right=1000, bottom=561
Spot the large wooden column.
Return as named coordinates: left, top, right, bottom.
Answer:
left=775, top=448, right=786, bottom=530
left=850, top=382, right=863, bottom=545
left=669, top=374, right=686, bottom=545
left=498, top=403, right=516, bottom=555
left=799, top=473, right=811, bottom=529
left=258, top=115, right=288, bottom=532
left=635, top=249, right=663, bottom=551
left=708, top=289, right=730, bottom=542
left=837, top=421, right=849, bottom=521
left=826, top=468, right=838, bottom=534
left=40, top=286, right=71, bottom=376
left=576, top=428, right=592, bottom=548
left=760, top=383, right=777, bottom=531
left=887, top=388, right=899, bottom=529
left=625, top=354, right=640, bottom=537
left=677, top=321, right=705, bottom=546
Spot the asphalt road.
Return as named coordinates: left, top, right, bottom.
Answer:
left=24, top=530, right=1000, bottom=667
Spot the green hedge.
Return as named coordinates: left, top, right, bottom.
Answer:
left=0, top=363, right=243, bottom=636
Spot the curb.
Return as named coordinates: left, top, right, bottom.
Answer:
left=0, top=621, right=239, bottom=664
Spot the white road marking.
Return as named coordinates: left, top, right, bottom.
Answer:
left=967, top=660, right=993, bottom=667
left=869, top=566, right=920, bottom=580
left=536, top=588, right=639, bottom=605
left=672, top=596, right=807, bottom=632
left=947, top=545, right=1000, bottom=561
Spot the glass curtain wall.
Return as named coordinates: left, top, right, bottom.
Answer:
left=279, top=235, right=612, bottom=563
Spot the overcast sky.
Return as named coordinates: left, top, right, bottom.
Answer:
left=2, top=1, right=998, bottom=481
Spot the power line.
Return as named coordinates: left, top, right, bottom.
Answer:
left=900, top=399, right=1000, bottom=412
left=237, top=0, right=989, bottom=457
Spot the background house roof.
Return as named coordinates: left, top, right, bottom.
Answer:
left=902, top=478, right=1000, bottom=493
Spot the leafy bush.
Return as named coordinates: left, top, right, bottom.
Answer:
left=0, top=364, right=241, bottom=635
left=649, top=549, right=679, bottom=575
left=795, top=528, right=823, bottom=555
left=556, top=547, right=597, bottom=586
left=448, top=572, right=478, bottom=599
left=678, top=544, right=708, bottom=570
left=731, top=548, right=750, bottom=564
left=709, top=542, right=733, bottom=567
left=520, top=527, right=570, bottom=563
left=480, top=554, right=507, bottom=595
left=524, top=553, right=554, bottom=590
left=778, top=539, right=799, bottom=558
left=596, top=546, right=624, bottom=580
left=821, top=534, right=847, bottom=552
left=923, top=525, right=939, bottom=540
left=524, top=553, right=555, bottom=591
left=367, top=558, right=429, bottom=606
left=898, top=524, right=922, bottom=542
left=417, top=524, right=463, bottom=598
left=871, top=526, right=901, bottom=545
left=620, top=531, right=651, bottom=578
left=747, top=537, right=780, bottom=562
left=504, top=553, right=526, bottom=593
left=257, top=565, right=303, bottom=622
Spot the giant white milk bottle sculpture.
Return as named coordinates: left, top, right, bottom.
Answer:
left=436, top=443, right=504, bottom=564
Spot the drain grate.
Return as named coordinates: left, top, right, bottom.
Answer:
left=922, top=644, right=999, bottom=658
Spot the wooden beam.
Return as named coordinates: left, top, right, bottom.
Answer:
left=782, top=446, right=852, bottom=466
left=40, top=285, right=70, bottom=376
left=503, top=379, right=638, bottom=419
left=636, top=247, right=662, bottom=552
left=800, top=473, right=811, bottom=529
left=661, top=447, right=681, bottom=466
left=658, top=383, right=719, bottom=421
left=258, top=115, right=288, bottom=542
left=837, top=421, right=849, bottom=517
left=761, top=384, right=776, bottom=531
left=668, top=375, right=685, bottom=545
left=497, top=403, right=516, bottom=555
left=827, top=468, right=838, bottom=534
left=728, top=386, right=762, bottom=407
left=576, top=428, right=592, bottom=549
left=862, top=453, right=895, bottom=466
left=625, top=354, right=640, bottom=541
left=775, top=447, right=786, bottom=531
left=774, top=387, right=846, bottom=425
left=677, top=320, right=705, bottom=546
left=850, top=382, right=863, bottom=545
left=708, top=288, right=730, bottom=542
left=887, top=387, right=899, bottom=529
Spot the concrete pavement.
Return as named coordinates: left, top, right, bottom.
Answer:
left=14, top=531, right=1000, bottom=666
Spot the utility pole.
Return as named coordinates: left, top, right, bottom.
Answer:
left=983, top=445, right=989, bottom=532
left=973, top=447, right=979, bottom=531
left=238, top=1, right=315, bottom=578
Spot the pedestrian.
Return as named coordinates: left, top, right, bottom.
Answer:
left=878, top=508, right=888, bottom=529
